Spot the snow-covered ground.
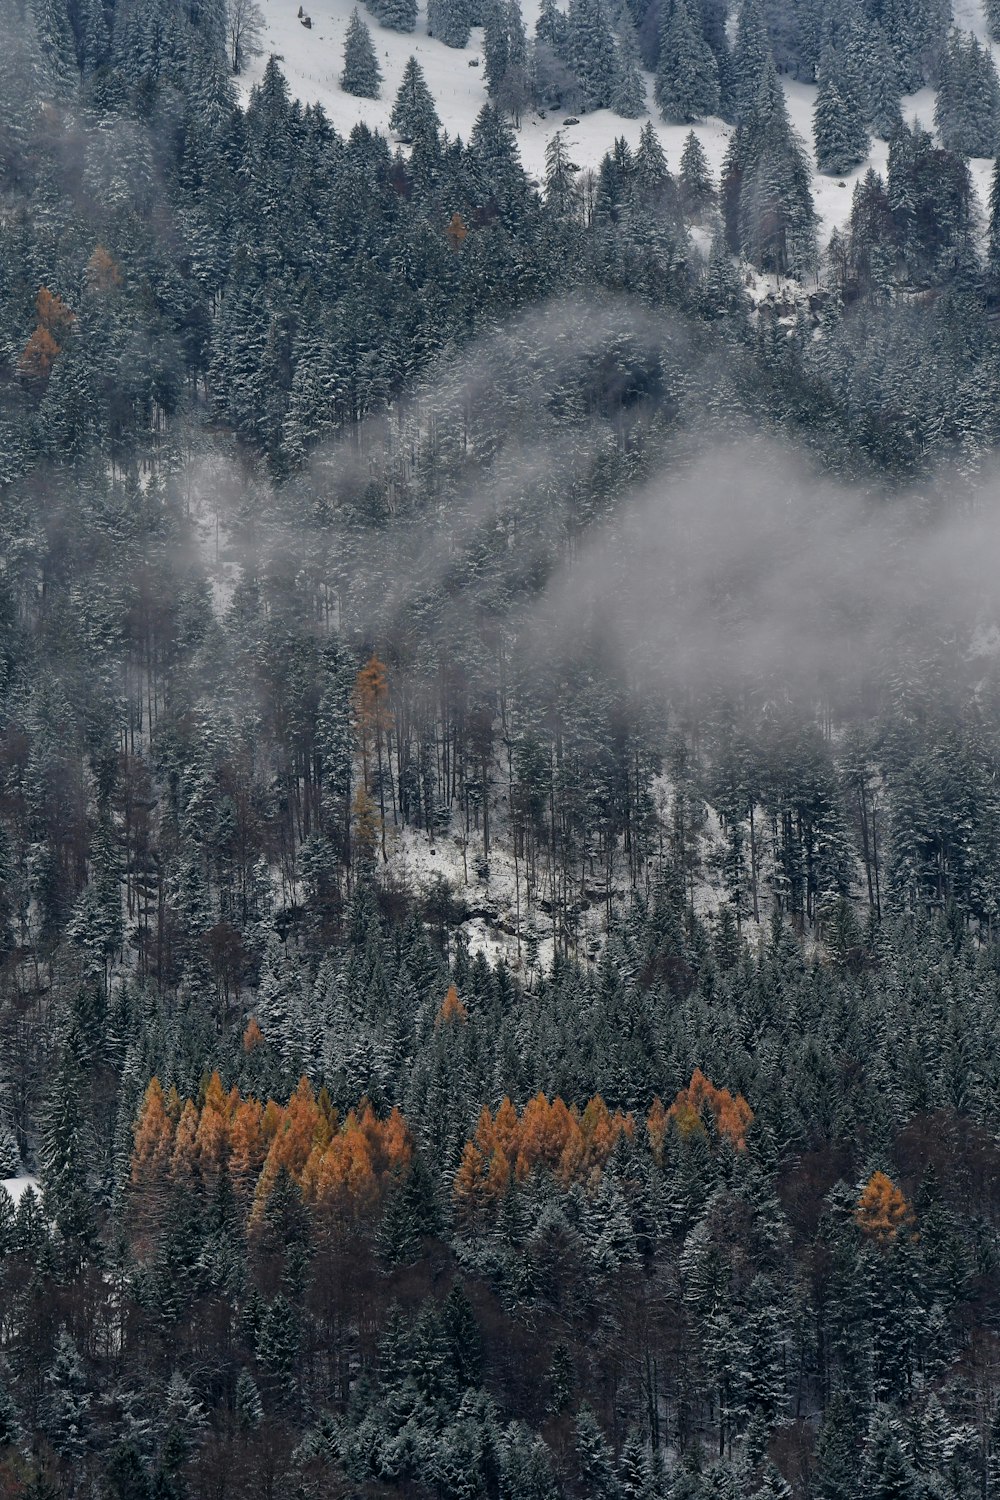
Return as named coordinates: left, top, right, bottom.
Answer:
left=246, top=0, right=997, bottom=247
left=1, top=1174, right=40, bottom=1205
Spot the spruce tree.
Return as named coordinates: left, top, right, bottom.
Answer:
left=235, top=1368, right=263, bottom=1428
left=612, top=17, right=646, bottom=118
left=814, top=39, right=870, bottom=175
left=634, top=119, right=670, bottom=195
left=545, top=130, right=581, bottom=214
left=533, top=0, right=570, bottom=109
left=341, top=9, right=382, bottom=97
left=680, top=128, right=715, bottom=212
left=867, top=24, right=902, bottom=140
left=428, top=0, right=471, bottom=47
left=728, top=0, right=769, bottom=123
left=935, top=30, right=1000, bottom=159
left=723, top=62, right=817, bottom=276
left=655, top=0, right=719, bottom=123
left=986, top=154, right=1000, bottom=294
left=43, top=1330, right=91, bottom=1461
left=566, top=0, right=617, bottom=112
left=389, top=56, right=441, bottom=143
left=371, top=0, right=416, bottom=34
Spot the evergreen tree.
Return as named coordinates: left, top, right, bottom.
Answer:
left=533, top=0, right=571, bottom=108
left=428, top=0, right=471, bottom=47
left=574, top=1404, right=620, bottom=1497
left=723, top=61, right=817, bottom=276
left=814, top=38, right=870, bottom=175
left=341, top=9, right=382, bottom=97
left=545, top=130, right=581, bottom=215
left=612, top=17, right=646, bottom=118
left=679, top=128, right=715, bottom=212
left=369, top=0, right=417, bottom=33
left=566, top=0, right=617, bottom=111
left=728, top=0, right=769, bottom=123
left=655, top=0, right=719, bottom=123
left=389, top=56, right=441, bottom=143
left=987, top=155, right=1000, bottom=294
left=867, top=25, right=902, bottom=140
left=935, top=30, right=1000, bottom=159
left=43, top=1330, right=91, bottom=1461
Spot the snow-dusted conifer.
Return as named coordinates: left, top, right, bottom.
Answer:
left=814, top=38, right=870, bottom=174
left=389, top=56, right=441, bottom=142
left=655, top=0, right=719, bottom=124
left=544, top=130, right=580, bottom=214
left=341, top=9, right=382, bottom=96
left=428, top=0, right=471, bottom=47
left=371, top=0, right=416, bottom=34
left=566, top=0, right=617, bottom=111
left=935, top=30, right=1000, bottom=158
left=679, top=128, right=715, bottom=211
left=612, top=17, right=645, bottom=118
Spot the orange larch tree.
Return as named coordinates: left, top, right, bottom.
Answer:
left=436, top=983, right=469, bottom=1027
left=664, top=1068, right=754, bottom=1150
left=856, top=1171, right=915, bottom=1246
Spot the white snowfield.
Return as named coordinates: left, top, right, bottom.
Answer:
left=0, top=1174, right=40, bottom=1205
left=246, top=0, right=998, bottom=248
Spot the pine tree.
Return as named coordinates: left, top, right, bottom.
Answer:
left=814, top=38, right=870, bottom=175
left=612, top=17, right=646, bottom=118
left=987, top=155, right=1000, bottom=295
left=655, top=0, right=719, bottom=123
left=728, top=0, right=769, bottom=123
left=43, top=1330, right=91, bottom=1461
left=371, top=0, right=417, bottom=32
left=567, top=0, right=617, bottom=112
left=545, top=130, right=581, bottom=214
left=935, top=30, right=1000, bottom=159
left=389, top=57, right=441, bottom=144
left=867, top=24, right=902, bottom=140
left=341, top=9, right=382, bottom=96
left=428, top=0, right=471, bottom=47
left=679, top=128, right=715, bottom=212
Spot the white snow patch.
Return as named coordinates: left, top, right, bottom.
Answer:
left=246, top=0, right=998, bottom=249
left=1, top=1174, right=40, bottom=1206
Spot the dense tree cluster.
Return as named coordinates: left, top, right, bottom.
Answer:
left=7, top=0, right=1000, bottom=1494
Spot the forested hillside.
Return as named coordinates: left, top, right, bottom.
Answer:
left=7, top=0, right=1000, bottom=1493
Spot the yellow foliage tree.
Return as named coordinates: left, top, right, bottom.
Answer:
left=436, top=983, right=468, bottom=1027
left=856, top=1171, right=915, bottom=1246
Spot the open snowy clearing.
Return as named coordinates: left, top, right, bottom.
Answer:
left=1, top=1174, right=40, bottom=1205
left=246, top=0, right=998, bottom=248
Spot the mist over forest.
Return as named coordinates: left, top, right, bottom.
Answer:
left=8, top=0, right=1000, bottom=1493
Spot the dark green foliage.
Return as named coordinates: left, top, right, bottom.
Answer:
left=722, top=61, right=817, bottom=276
left=814, top=37, right=870, bottom=175
left=368, top=0, right=417, bottom=33
left=935, top=30, right=1000, bottom=159
left=389, top=55, right=441, bottom=142
left=428, top=0, right=471, bottom=47
left=655, top=0, right=720, bottom=123
left=341, top=9, right=383, bottom=97
left=566, top=0, right=618, bottom=111
left=6, top=18, right=1000, bottom=1500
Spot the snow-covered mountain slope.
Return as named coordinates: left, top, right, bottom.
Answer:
left=245, top=0, right=998, bottom=250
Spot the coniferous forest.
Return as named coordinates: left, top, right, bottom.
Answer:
left=12, top=0, right=1000, bottom=1494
